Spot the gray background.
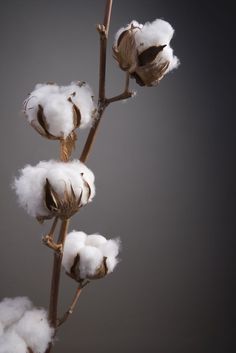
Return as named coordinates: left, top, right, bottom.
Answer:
left=0, top=0, right=235, bottom=352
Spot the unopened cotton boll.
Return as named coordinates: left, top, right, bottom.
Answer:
left=14, top=309, right=54, bottom=353
left=113, top=18, right=179, bottom=86
left=24, top=82, right=96, bottom=140
left=0, top=330, right=27, bottom=353
left=0, top=297, right=32, bottom=329
left=13, top=160, right=95, bottom=221
left=63, top=231, right=120, bottom=282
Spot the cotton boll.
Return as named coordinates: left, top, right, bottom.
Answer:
left=13, top=160, right=95, bottom=220
left=86, top=234, right=107, bottom=247
left=24, top=82, right=96, bottom=140
left=0, top=330, right=27, bottom=353
left=0, top=297, right=32, bottom=329
left=62, top=231, right=87, bottom=273
left=14, top=309, right=54, bottom=353
left=79, top=246, right=104, bottom=279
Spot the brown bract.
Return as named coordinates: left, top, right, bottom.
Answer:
left=113, top=26, right=140, bottom=72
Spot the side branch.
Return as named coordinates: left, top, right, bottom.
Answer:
left=57, top=281, right=90, bottom=328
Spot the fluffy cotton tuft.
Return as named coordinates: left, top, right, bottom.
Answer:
left=0, top=297, right=32, bottom=329
left=0, top=297, right=54, bottom=353
left=24, top=82, right=96, bottom=139
left=62, top=231, right=120, bottom=280
left=14, top=309, right=54, bottom=353
left=113, top=18, right=179, bottom=86
left=0, top=330, right=27, bottom=353
left=13, top=159, right=95, bottom=220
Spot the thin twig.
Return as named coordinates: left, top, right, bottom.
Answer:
left=57, top=281, right=90, bottom=328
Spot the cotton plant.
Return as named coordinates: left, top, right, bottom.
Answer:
left=1, top=1, right=179, bottom=352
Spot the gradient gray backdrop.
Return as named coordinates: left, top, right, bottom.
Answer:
left=0, top=1, right=234, bottom=352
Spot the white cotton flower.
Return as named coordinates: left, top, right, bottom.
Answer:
left=13, top=159, right=95, bottom=221
left=0, top=330, right=27, bottom=353
left=62, top=231, right=120, bottom=281
left=0, top=297, right=32, bottom=329
left=24, top=81, right=96, bottom=139
left=113, top=18, right=179, bottom=86
left=14, top=309, right=54, bottom=353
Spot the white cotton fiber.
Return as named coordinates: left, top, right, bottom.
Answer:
left=13, top=159, right=95, bottom=219
left=0, top=297, right=32, bottom=329
left=14, top=309, right=54, bottom=353
left=24, top=82, right=96, bottom=139
left=86, top=234, right=107, bottom=247
left=135, top=19, right=174, bottom=49
left=62, top=231, right=86, bottom=273
left=79, top=246, right=104, bottom=279
left=0, top=330, right=27, bottom=353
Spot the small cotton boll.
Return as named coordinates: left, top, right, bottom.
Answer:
left=0, top=330, right=28, bottom=353
left=100, top=239, right=120, bottom=258
left=79, top=246, right=104, bottom=279
left=86, top=234, right=107, bottom=247
left=62, top=231, right=87, bottom=273
left=14, top=309, right=54, bottom=353
left=0, top=297, right=32, bottom=328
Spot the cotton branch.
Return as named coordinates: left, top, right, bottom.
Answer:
left=57, top=281, right=89, bottom=328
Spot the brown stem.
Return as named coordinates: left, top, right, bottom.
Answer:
left=45, top=219, right=69, bottom=353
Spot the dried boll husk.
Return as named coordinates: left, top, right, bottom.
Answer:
left=113, top=23, right=141, bottom=72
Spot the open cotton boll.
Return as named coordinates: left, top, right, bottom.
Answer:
left=13, top=160, right=95, bottom=220
left=0, top=330, right=27, bottom=353
left=113, top=18, right=179, bottom=86
left=0, top=297, right=32, bottom=329
left=14, top=309, right=54, bottom=353
left=63, top=231, right=121, bottom=281
left=24, top=82, right=96, bottom=140
left=79, top=246, right=104, bottom=279
left=62, top=231, right=87, bottom=273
